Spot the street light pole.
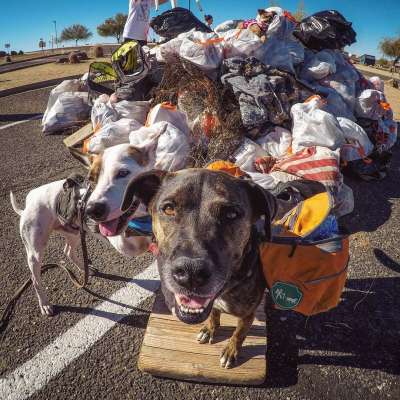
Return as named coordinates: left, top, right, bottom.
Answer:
left=53, top=20, right=58, bottom=48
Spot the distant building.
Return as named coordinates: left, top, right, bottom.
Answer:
left=360, top=54, right=376, bottom=66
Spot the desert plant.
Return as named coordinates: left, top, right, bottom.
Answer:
left=377, top=57, right=389, bottom=67
left=18, top=50, right=24, bottom=55
left=293, top=0, right=306, bottom=21
left=97, top=13, right=127, bottom=43
left=61, top=24, right=92, bottom=46
left=379, top=36, right=400, bottom=60
left=68, top=52, right=80, bottom=64
left=10, top=50, right=17, bottom=56
left=0, top=51, right=6, bottom=57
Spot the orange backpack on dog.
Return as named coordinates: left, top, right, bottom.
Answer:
left=207, top=161, right=349, bottom=316
left=259, top=191, right=349, bottom=316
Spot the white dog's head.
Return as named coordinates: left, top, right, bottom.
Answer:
left=85, top=143, right=154, bottom=237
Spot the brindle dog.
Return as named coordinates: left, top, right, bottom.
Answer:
left=122, top=168, right=277, bottom=368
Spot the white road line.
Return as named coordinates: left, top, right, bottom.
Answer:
left=0, top=115, right=43, bottom=131
left=0, top=262, right=160, bottom=400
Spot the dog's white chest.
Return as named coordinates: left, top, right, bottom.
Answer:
left=213, top=298, right=231, bottom=314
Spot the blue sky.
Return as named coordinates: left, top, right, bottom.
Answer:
left=0, top=0, right=399, bottom=56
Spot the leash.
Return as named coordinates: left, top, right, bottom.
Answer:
left=1, top=184, right=144, bottom=337
left=59, top=179, right=92, bottom=289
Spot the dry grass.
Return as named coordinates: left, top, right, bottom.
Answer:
left=0, top=58, right=108, bottom=91
left=356, top=64, right=400, bottom=80
left=384, top=83, right=400, bottom=120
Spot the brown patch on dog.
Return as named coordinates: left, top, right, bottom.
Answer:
left=150, top=212, right=167, bottom=248
left=128, top=146, right=148, bottom=166
left=88, top=154, right=102, bottom=184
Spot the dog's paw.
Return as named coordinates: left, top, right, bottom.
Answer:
left=220, top=341, right=238, bottom=369
left=197, top=326, right=214, bottom=344
left=40, top=304, right=54, bottom=316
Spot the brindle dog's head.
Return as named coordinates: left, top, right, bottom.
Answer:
left=122, top=169, right=276, bottom=325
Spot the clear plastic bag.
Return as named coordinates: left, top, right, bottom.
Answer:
left=91, top=94, right=119, bottom=130
left=42, top=79, right=87, bottom=125
left=42, top=92, right=90, bottom=134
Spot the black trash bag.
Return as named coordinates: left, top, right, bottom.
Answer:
left=150, top=7, right=212, bottom=40
left=294, top=10, right=356, bottom=51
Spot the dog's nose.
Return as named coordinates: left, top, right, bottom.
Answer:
left=86, top=202, right=108, bottom=221
left=172, top=257, right=211, bottom=290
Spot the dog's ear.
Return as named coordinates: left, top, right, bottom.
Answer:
left=128, top=146, right=149, bottom=166
left=257, top=8, right=267, bottom=15
left=121, top=170, right=167, bottom=212
left=63, top=174, right=83, bottom=191
left=242, top=180, right=277, bottom=241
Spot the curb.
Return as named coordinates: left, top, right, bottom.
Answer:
left=0, top=75, right=82, bottom=98
left=0, top=57, right=62, bottom=74
left=1, top=53, right=62, bottom=67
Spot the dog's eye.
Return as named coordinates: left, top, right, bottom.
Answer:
left=162, top=203, right=176, bottom=216
left=116, top=169, right=130, bottom=179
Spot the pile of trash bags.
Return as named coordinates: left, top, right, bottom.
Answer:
left=42, top=6, right=398, bottom=221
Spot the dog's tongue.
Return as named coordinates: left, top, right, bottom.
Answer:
left=99, top=218, right=119, bottom=237
left=175, top=294, right=211, bottom=309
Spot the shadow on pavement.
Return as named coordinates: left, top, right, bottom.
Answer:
left=265, top=274, right=400, bottom=387
left=0, top=113, right=43, bottom=122
left=342, top=142, right=400, bottom=233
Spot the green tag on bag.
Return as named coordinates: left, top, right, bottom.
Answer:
left=271, top=282, right=303, bottom=310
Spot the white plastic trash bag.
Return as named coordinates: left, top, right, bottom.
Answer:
left=355, top=89, right=386, bottom=120
left=129, top=122, right=167, bottom=150
left=290, top=96, right=345, bottom=152
left=232, top=138, right=269, bottom=173
left=91, top=94, right=119, bottom=130
left=180, top=31, right=224, bottom=77
left=223, top=29, right=263, bottom=59
left=158, top=30, right=194, bottom=61
left=42, top=92, right=90, bottom=134
left=337, top=117, right=374, bottom=162
left=43, top=79, right=87, bottom=124
left=88, top=118, right=143, bottom=153
left=302, top=50, right=337, bottom=81
left=155, top=123, right=191, bottom=171
left=214, top=20, right=243, bottom=36
left=369, top=76, right=384, bottom=92
left=256, top=127, right=292, bottom=158
left=146, top=103, right=190, bottom=136
left=114, top=100, right=150, bottom=124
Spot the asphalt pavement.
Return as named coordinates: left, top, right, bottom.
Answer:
left=0, top=87, right=399, bottom=400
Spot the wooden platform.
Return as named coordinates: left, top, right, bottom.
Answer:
left=138, top=291, right=267, bottom=385
left=63, top=122, right=92, bottom=149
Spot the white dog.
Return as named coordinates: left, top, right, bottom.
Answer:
left=10, top=143, right=156, bottom=316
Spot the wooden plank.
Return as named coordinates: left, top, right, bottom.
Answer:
left=63, top=122, right=92, bottom=148
left=138, top=291, right=267, bottom=385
